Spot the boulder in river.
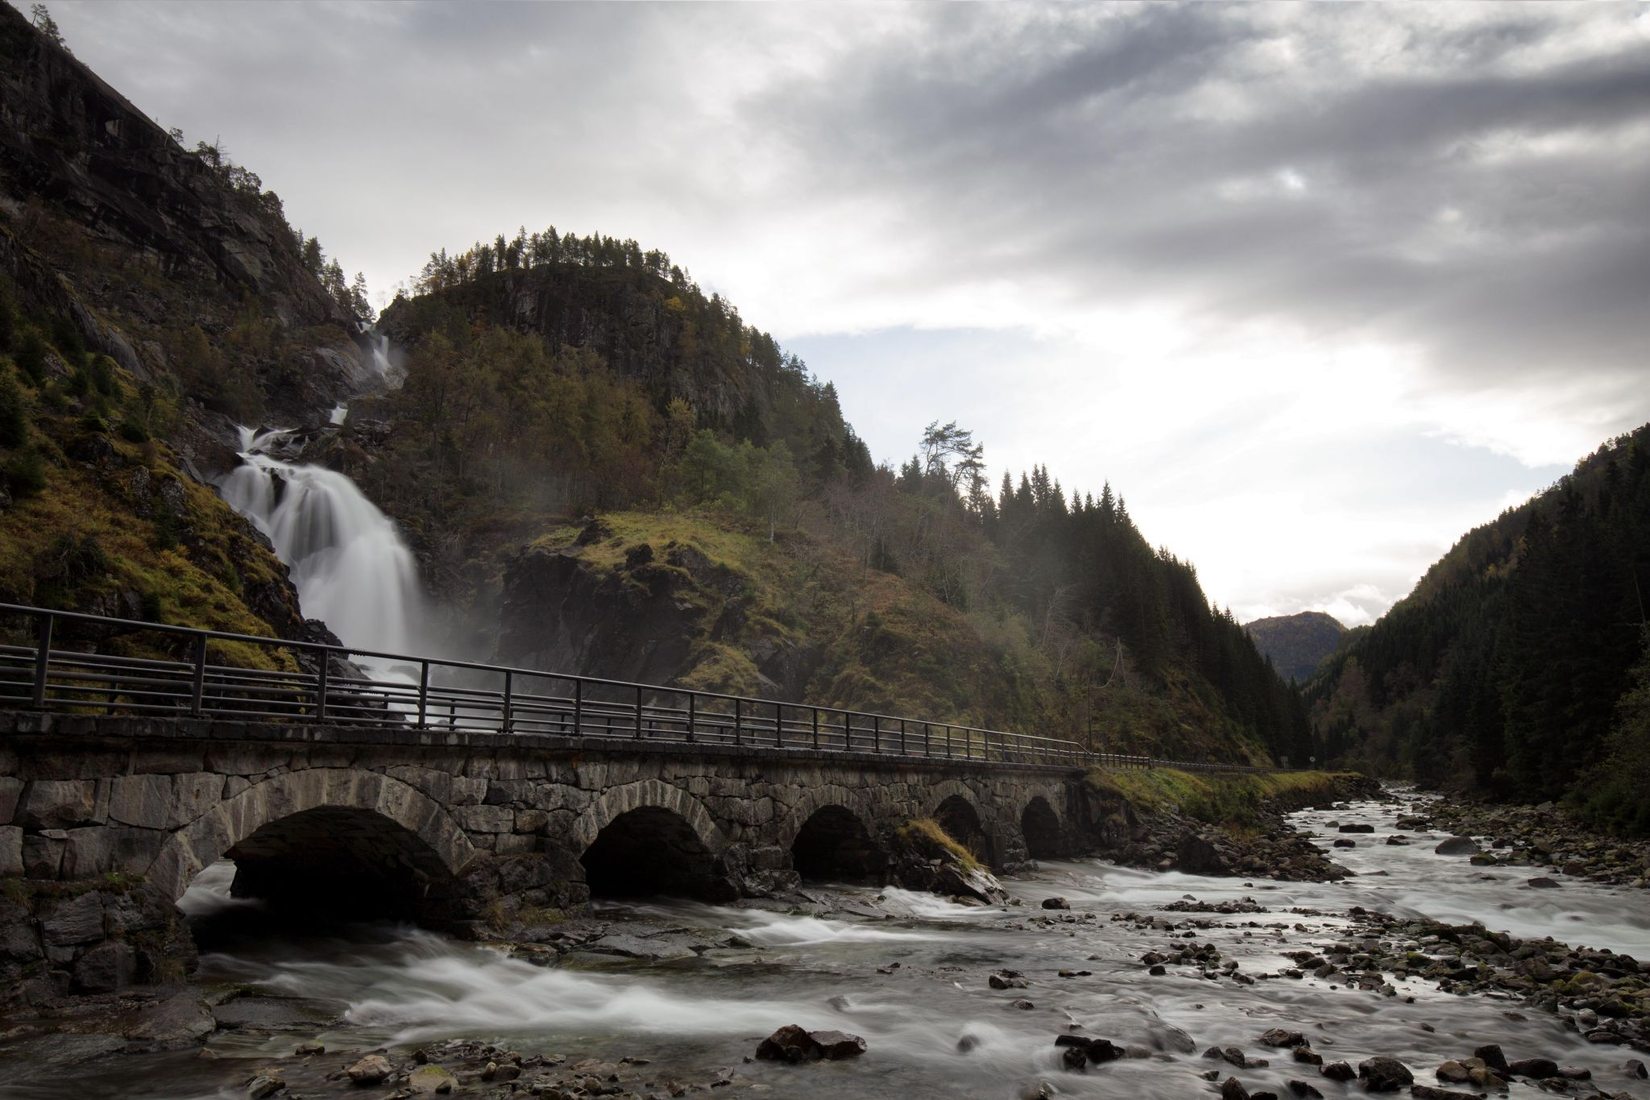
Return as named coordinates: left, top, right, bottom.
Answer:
left=755, top=1025, right=867, bottom=1063
left=1434, top=836, right=1480, bottom=856
left=1337, top=823, right=1374, bottom=833
left=1507, top=1056, right=1559, bottom=1079
left=346, top=1054, right=392, bottom=1084
left=1357, top=1055, right=1414, bottom=1091
left=1259, top=1028, right=1306, bottom=1048
left=811, top=1031, right=867, bottom=1060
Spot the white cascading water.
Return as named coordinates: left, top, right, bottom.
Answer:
left=220, top=425, right=420, bottom=655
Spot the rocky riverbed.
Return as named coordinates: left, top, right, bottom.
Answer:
left=2, top=790, right=1648, bottom=1100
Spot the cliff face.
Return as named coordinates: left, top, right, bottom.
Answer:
left=0, top=3, right=372, bottom=439
left=0, top=8, right=341, bottom=330
left=0, top=7, right=379, bottom=641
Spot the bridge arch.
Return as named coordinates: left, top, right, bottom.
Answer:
left=1021, top=795, right=1064, bottom=859
left=573, top=780, right=731, bottom=900
left=147, top=768, right=478, bottom=921
left=772, top=785, right=887, bottom=884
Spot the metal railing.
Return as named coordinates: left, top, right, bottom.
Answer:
left=0, top=603, right=1281, bottom=774
left=0, top=603, right=1094, bottom=766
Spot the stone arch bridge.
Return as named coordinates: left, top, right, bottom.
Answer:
left=0, top=711, right=1084, bottom=992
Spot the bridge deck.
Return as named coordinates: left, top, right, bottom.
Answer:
left=0, top=602, right=1271, bottom=775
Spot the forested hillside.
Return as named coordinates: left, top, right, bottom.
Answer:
left=1309, top=424, right=1650, bottom=833
left=347, top=227, right=1311, bottom=764
left=1245, top=612, right=1346, bottom=683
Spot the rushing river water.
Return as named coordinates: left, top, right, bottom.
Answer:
left=3, top=793, right=1646, bottom=1099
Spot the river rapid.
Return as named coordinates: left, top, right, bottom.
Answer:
left=3, top=792, right=1646, bottom=1099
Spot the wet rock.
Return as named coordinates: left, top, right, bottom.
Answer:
left=1434, top=836, right=1480, bottom=856
left=810, top=1030, right=867, bottom=1059
left=1525, top=877, right=1561, bottom=889
left=1473, top=1044, right=1511, bottom=1074
left=294, top=1042, right=325, bottom=1056
left=754, top=1024, right=865, bottom=1063
left=1337, top=824, right=1374, bottom=834
left=1357, top=1056, right=1413, bottom=1092
left=405, top=1064, right=457, bottom=1094
left=1221, top=1077, right=1249, bottom=1100
left=1040, top=897, right=1070, bottom=910
left=345, top=1054, right=391, bottom=1085
left=1332, top=838, right=1356, bottom=848
left=1260, top=1029, right=1306, bottom=1048
left=1385, top=835, right=1410, bottom=846
left=1319, top=1061, right=1355, bottom=1082
left=1177, top=832, right=1227, bottom=874
left=1286, top=1081, right=1323, bottom=1099
left=989, top=969, right=1029, bottom=990
left=1410, top=1088, right=1480, bottom=1100
left=1507, top=1057, right=1559, bottom=1079
left=1011, top=998, right=1035, bottom=1010
left=1625, top=1058, right=1648, bottom=1079
left=1060, top=1045, right=1088, bottom=1071
left=1204, top=1046, right=1255, bottom=1068
left=122, top=993, right=214, bottom=1047
left=1292, top=1047, right=1323, bottom=1067
left=246, top=1071, right=284, bottom=1099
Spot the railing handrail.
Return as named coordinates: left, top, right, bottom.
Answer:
left=0, top=602, right=1288, bottom=774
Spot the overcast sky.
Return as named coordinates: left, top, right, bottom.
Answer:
left=37, top=1, right=1650, bottom=625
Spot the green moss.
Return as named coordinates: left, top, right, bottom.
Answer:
left=1087, top=767, right=1356, bottom=827
left=896, top=817, right=981, bottom=872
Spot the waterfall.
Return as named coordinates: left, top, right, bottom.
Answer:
left=221, top=426, right=421, bottom=655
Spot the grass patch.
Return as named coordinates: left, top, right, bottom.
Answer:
left=1087, top=767, right=1356, bottom=827
left=896, top=817, right=981, bottom=872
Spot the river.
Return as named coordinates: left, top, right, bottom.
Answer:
left=2, top=791, right=1645, bottom=1099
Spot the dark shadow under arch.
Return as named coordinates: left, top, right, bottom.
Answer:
left=581, top=806, right=728, bottom=900
left=1021, top=796, right=1063, bottom=860
left=221, top=805, right=464, bottom=926
left=791, top=805, right=887, bottom=884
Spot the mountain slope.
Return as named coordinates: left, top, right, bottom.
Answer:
left=356, top=229, right=1311, bottom=764
left=1308, top=423, right=1650, bottom=827
left=0, top=5, right=368, bottom=642
left=1245, top=611, right=1346, bottom=683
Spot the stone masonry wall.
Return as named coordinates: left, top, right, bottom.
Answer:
left=0, top=711, right=1082, bottom=998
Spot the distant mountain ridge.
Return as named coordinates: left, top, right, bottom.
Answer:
left=1243, top=611, right=1346, bottom=683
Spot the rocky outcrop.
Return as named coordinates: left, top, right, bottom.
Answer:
left=0, top=8, right=342, bottom=331
left=0, top=5, right=374, bottom=435
left=498, top=523, right=819, bottom=697
left=1078, top=772, right=1382, bottom=881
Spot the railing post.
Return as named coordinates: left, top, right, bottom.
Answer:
left=189, top=634, right=207, bottom=717
left=417, top=661, right=430, bottom=729
left=502, top=671, right=514, bottom=733
left=734, top=697, right=742, bottom=745
left=900, top=719, right=907, bottom=756
left=945, top=725, right=953, bottom=758
left=30, top=611, right=53, bottom=709
left=315, top=654, right=329, bottom=722
left=924, top=722, right=931, bottom=757
left=776, top=703, right=784, bottom=748
left=982, top=728, right=990, bottom=762
left=572, top=678, right=583, bottom=737
left=635, top=684, right=644, bottom=739
left=872, top=715, right=880, bottom=754
left=686, top=693, right=696, bottom=743
left=812, top=707, right=820, bottom=749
